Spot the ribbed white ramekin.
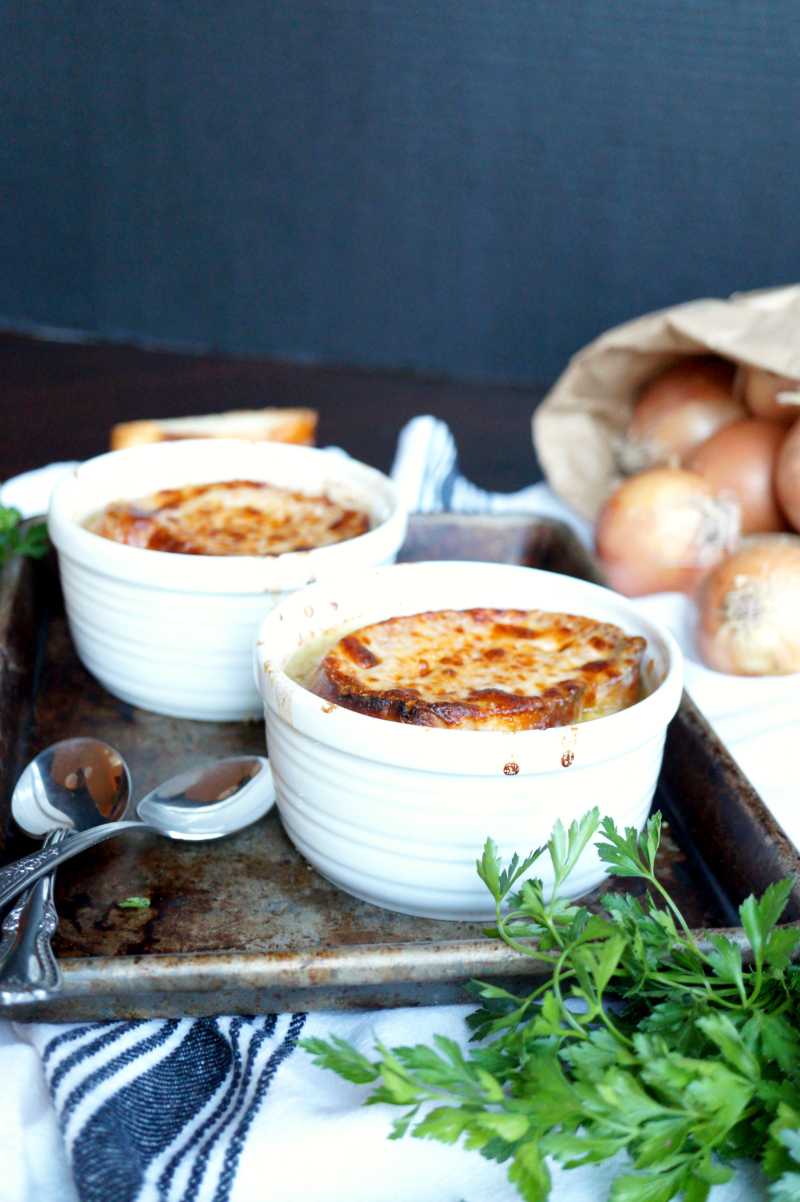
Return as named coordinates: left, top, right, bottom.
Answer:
left=48, top=440, right=406, bottom=720
left=254, top=561, right=683, bottom=920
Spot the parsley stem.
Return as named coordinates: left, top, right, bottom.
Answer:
left=597, top=1003, right=634, bottom=1048
left=645, top=875, right=708, bottom=959
left=748, top=963, right=764, bottom=1007
left=551, top=950, right=588, bottom=1040
left=644, top=971, right=742, bottom=1009
left=495, top=905, right=561, bottom=966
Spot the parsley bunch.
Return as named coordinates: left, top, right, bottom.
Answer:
left=304, top=809, right=800, bottom=1201
left=0, top=501, right=49, bottom=568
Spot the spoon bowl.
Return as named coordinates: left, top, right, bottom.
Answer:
left=12, top=737, right=131, bottom=838
left=136, top=756, right=274, bottom=839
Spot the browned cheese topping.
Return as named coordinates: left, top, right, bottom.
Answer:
left=308, top=608, right=646, bottom=731
left=88, top=480, right=370, bottom=556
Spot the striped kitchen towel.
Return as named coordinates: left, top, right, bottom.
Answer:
left=31, top=1015, right=306, bottom=1202
left=389, top=415, right=592, bottom=543
left=10, top=1006, right=534, bottom=1202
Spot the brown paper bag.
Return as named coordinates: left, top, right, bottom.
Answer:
left=532, top=283, right=800, bottom=522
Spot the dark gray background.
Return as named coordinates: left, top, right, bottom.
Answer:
left=1, top=0, right=798, bottom=386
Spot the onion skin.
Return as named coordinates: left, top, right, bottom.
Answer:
left=595, top=468, right=739, bottom=597
left=696, top=536, right=800, bottom=675
left=623, top=356, right=742, bottom=472
left=688, top=418, right=788, bottom=535
left=739, top=365, right=800, bottom=425
left=776, top=417, right=800, bottom=532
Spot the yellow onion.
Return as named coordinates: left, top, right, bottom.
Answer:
left=739, top=364, right=800, bottom=425
left=688, top=418, right=787, bottom=534
left=776, top=417, right=800, bottom=532
left=696, top=536, right=800, bottom=674
left=595, top=468, right=739, bottom=597
left=620, top=356, right=743, bottom=473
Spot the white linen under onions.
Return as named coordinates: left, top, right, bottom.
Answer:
left=595, top=468, right=740, bottom=597
left=695, top=536, right=800, bottom=675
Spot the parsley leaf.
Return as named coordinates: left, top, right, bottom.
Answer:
left=0, top=500, right=50, bottom=568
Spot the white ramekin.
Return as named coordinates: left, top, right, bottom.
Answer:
left=254, top=561, right=683, bottom=920
left=48, top=440, right=406, bottom=720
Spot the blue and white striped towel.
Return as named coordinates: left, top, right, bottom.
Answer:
left=8, top=1007, right=555, bottom=1202
left=389, top=416, right=592, bottom=543
left=39, top=1015, right=306, bottom=1202
left=0, top=418, right=775, bottom=1202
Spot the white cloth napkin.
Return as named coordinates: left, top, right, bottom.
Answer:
left=0, top=463, right=80, bottom=518
left=0, top=419, right=783, bottom=1202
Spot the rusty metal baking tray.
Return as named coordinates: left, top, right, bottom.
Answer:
left=2, top=512, right=799, bottom=1021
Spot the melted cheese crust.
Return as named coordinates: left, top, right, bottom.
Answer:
left=309, top=608, right=646, bottom=731
left=89, top=480, right=370, bottom=556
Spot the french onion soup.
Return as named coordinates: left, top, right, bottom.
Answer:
left=303, top=608, right=646, bottom=731
left=88, top=480, right=371, bottom=556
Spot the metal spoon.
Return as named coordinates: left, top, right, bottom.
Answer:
left=0, top=738, right=130, bottom=1001
left=0, top=751, right=275, bottom=921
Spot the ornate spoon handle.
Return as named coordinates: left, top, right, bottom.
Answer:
left=0, top=822, right=144, bottom=913
left=0, top=830, right=67, bottom=1004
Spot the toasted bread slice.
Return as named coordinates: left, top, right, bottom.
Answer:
left=308, top=608, right=645, bottom=731
left=110, top=408, right=317, bottom=451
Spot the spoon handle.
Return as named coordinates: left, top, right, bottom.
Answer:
left=0, top=829, right=67, bottom=1003
left=0, top=822, right=144, bottom=914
